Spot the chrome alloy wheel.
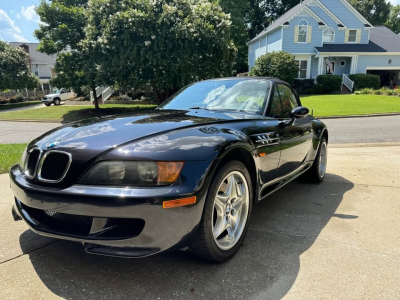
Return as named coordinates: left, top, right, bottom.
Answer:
left=319, top=141, right=328, bottom=178
left=212, top=171, right=249, bottom=251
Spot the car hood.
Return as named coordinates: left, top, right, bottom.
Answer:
left=32, top=109, right=263, bottom=154
left=44, top=93, right=59, bottom=98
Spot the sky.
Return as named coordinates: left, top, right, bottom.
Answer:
left=1, top=0, right=400, bottom=43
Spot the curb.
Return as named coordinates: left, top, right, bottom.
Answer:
left=318, top=113, right=400, bottom=119
left=330, top=142, right=400, bottom=148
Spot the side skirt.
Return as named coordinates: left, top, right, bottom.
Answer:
left=258, top=162, right=313, bottom=202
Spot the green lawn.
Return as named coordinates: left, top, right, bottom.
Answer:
left=0, top=143, right=27, bottom=174
left=0, top=104, right=157, bottom=123
left=301, top=94, right=400, bottom=117
left=0, top=101, right=41, bottom=111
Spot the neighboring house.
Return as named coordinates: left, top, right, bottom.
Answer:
left=9, top=42, right=58, bottom=91
left=248, top=0, right=400, bottom=89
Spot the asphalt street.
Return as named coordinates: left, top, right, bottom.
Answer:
left=0, top=115, right=399, bottom=144
left=0, top=141, right=400, bottom=299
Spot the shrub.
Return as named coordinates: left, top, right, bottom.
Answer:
left=293, top=79, right=315, bottom=94
left=349, top=74, right=380, bottom=91
left=373, top=89, right=382, bottom=95
left=250, top=51, right=299, bottom=85
left=16, top=93, right=24, bottom=102
left=313, top=83, right=324, bottom=94
left=0, top=96, right=8, bottom=104
left=354, top=91, right=361, bottom=95
left=360, top=88, right=374, bottom=94
left=305, top=88, right=314, bottom=95
left=9, top=96, right=18, bottom=103
left=386, top=89, right=396, bottom=96
left=316, top=75, right=342, bottom=94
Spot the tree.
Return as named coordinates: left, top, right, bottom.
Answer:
left=385, top=5, right=400, bottom=34
left=35, top=0, right=101, bottom=109
left=250, top=51, right=299, bottom=85
left=348, top=0, right=391, bottom=25
left=0, top=41, right=40, bottom=91
left=247, top=0, right=298, bottom=39
left=85, top=0, right=236, bottom=104
left=218, top=0, right=250, bottom=73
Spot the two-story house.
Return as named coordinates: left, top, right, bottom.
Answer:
left=248, top=0, right=400, bottom=89
left=9, top=42, right=58, bottom=91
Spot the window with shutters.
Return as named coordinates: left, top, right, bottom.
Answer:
left=296, top=60, right=308, bottom=79
left=348, top=30, right=357, bottom=43
left=298, top=20, right=308, bottom=43
left=323, top=27, right=335, bottom=42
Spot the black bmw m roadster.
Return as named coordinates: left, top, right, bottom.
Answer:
left=10, top=77, right=328, bottom=262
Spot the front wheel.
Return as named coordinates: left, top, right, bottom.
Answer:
left=303, top=137, right=328, bottom=183
left=190, top=161, right=252, bottom=263
left=53, top=98, right=61, bottom=106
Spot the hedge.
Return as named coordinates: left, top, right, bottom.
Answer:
left=292, top=79, right=315, bottom=94
left=316, top=75, right=342, bottom=94
left=349, top=74, right=380, bottom=91
left=313, top=83, right=324, bottom=94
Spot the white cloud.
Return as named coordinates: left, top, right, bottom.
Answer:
left=389, top=0, right=400, bottom=5
left=21, top=5, right=43, bottom=24
left=0, top=9, right=29, bottom=42
left=16, top=14, right=21, bottom=19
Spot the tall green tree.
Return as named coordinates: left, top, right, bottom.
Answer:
left=218, top=0, right=250, bottom=73
left=35, top=0, right=101, bottom=109
left=85, top=0, right=236, bottom=104
left=247, top=0, right=299, bottom=39
left=0, top=41, right=40, bottom=91
left=348, top=0, right=391, bottom=25
left=385, top=5, right=400, bottom=34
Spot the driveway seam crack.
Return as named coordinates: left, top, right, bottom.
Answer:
left=0, top=240, right=60, bottom=265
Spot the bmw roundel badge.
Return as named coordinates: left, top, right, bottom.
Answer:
left=47, top=140, right=61, bottom=149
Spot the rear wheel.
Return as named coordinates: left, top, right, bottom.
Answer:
left=304, top=137, right=328, bottom=183
left=54, top=98, right=61, bottom=106
left=191, top=161, right=252, bottom=263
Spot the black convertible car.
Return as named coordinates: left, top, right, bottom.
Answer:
left=10, top=77, right=328, bottom=262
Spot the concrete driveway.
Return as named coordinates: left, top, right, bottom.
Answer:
left=0, top=143, right=399, bottom=299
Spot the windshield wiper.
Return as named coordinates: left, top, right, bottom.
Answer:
left=188, top=107, right=212, bottom=110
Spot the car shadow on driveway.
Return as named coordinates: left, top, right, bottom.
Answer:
left=18, top=174, right=354, bottom=299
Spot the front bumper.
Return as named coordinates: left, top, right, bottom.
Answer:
left=10, top=165, right=209, bottom=257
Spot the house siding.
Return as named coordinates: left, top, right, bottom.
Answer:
left=307, top=5, right=345, bottom=45
left=357, top=55, right=400, bottom=73
left=282, top=14, right=321, bottom=54
left=267, top=29, right=282, bottom=53
left=319, top=0, right=369, bottom=44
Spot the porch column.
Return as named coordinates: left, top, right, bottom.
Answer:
left=318, top=56, right=322, bottom=76
left=307, top=56, right=312, bottom=78
left=350, top=55, right=358, bottom=74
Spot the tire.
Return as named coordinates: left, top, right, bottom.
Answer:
left=45, top=103, right=51, bottom=107
left=303, top=137, right=328, bottom=183
left=54, top=98, right=61, bottom=106
left=190, top=160, right=253, bottom=263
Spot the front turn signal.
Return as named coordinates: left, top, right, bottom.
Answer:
left=163, top=196, right=196, bottom=209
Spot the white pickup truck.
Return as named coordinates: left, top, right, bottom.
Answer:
left=42, top=89, right=76, bottom=106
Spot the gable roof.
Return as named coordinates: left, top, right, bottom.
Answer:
left=248, top=0, right=373, bottom=44
left=248, top=0, right=315, bottom=44
left=9, top=42, right=57, bottom=66
left=315, top=26, right=400, bottom=53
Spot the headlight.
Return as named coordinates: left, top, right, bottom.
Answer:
left=20, top=147, right=28, bottom=171
left=78, top=161, right=184, bottom=186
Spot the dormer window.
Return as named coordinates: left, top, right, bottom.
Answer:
left=323, top=27, right=335, bottom=42
left=298, top=20, right=308, bottom=43
left=348, top=30, right=357, bottom=43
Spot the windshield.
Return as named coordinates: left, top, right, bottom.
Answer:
left=159, top=79, right=271, bottom=115
left=52, top=90, right=61, bottom=94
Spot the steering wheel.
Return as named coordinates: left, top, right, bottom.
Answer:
left=240, top=99, right=262, bottom=111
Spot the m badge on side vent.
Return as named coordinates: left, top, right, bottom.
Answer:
left=251, top=132, right=280, bottom=147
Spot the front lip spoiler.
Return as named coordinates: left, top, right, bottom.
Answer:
left=84, top=243, right=161, bottom=258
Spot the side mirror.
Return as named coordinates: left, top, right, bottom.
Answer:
left=290, top=106, right=309, bottom=119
